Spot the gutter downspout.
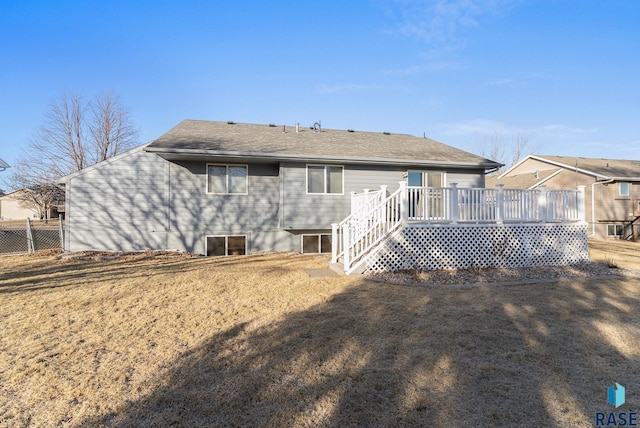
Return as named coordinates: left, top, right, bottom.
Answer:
left=591, top=178, right=614, bottom=237
left=485, top=166, right=502, bottom=176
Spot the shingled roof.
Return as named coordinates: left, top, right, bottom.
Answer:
left=531, top=155, right=640, bottom=179
left=487, top=168, right=561, bottom=189
left=145, top=120, right=501, bottom=169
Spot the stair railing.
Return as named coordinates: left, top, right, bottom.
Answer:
left=332, top=182, right=406, bottom=272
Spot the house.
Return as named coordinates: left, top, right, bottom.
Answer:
left=0, top=188, right=64, bottom=221
left=487, top=155, right=640, bottom=240
left=0, top=190, right=39, bottom=220
left=60, top=119, right=503, bottom=257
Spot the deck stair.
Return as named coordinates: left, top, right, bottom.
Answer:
left=331, top=181, right=587, bottom=275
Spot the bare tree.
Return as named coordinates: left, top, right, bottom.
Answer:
left=12, top=184, right=65, bottom=220
left=89, top=91, right=138, bottom=163
left=3, top=90, right=138, bottom=216
left=481, top=131, right=537, bottom=176
left=32, top=92, right=86, bottom=177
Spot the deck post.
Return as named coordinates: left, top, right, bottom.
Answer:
left=342, top=223, right=350, bottom=270
left=450, top=183, right=458, bottom=223
left=496, top=184, right=504, bottom=224
left=538, top=185, right=547, bottom=223
left=576, top=185, right=586, bottom=222
left=331, top=223, right=338, bottom=263
left=399, top=181, right=408, bottom=224
left=379, top=185, right=388, bottom=226
left=350, top=191, right=356, bottom=215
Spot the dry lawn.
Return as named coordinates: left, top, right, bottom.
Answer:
left=0, top=245, right=639, bottom=427
left=589, top=239, right=640, bottom=270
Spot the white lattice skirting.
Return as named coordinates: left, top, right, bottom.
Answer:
left=364, top=223, right=589, bottom=272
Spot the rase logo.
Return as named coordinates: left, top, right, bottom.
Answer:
left=610, top=383, right=626, bottom=408
left=595, top=383, right=637, bottom=427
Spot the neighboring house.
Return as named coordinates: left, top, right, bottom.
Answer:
left=487, top=155, right=640, bottom=240
left=59, top=119, right=502, bottom=255
left=0, top=189, right=64, bottom=220
left=0, top=190, right=39, bottom=220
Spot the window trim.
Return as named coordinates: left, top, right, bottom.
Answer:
left=300, top=234, right=332, bottom=254
left=619, top=182, right=630, bottom=197
left=206, top=163, right=249, bottom=195
left=205, top=234, right=248, bottom=256
left=606, top=224, right=624, bottom=237
left=306, top=164, right=344, bottom=195
left=407, top=170, right=447, bottom=187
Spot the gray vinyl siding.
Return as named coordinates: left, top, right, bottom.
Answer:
left=65, top=150, right=293, bottom=254
left=64, top=148, right=488, bottom=253
left=447, top=171, right=485, bottom=188
left=280, top=163, right=484, bottom=229
left=65, top=147, right=170, bottom=252
left=169, top=161, right=280, bottom=228
left=280, top=162, right=346, bottom=230
left=166, top=161, right=284, bottom=253
left=280, top=163, right=406, bottom=230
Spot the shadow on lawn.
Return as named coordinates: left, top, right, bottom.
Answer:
left=82, top=277, right=638, bottom=427
left=0, top=254, right=304, bottom=294
left=0, top=258, right=197, bottom=293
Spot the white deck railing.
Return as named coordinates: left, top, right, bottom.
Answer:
left=333, top=186, right=404, bottom=273
left=332, top=182, right=586, bottom=273
left=350, top=187, right=387, bottom=220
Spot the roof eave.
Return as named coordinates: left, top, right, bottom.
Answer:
left=144, top=147, right=500, bottom=169
left=607, top=176, right=640, bottom=182
left=528, top=155, right=607, bottom=179
left=528, top=155, right=640, bottom=180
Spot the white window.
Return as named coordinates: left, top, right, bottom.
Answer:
left=301, top=234, right=332, bottom=253
left=207, top=164, right=248, bottom=194
left=619, top=182, right=630, bottom=197
left=407, top=171, right=445, bottom=187
left=607, top=224, right=624, bottom=237
left=307, top=165, right=343, bottom=194
left=206, top=235, right=247, bottom=256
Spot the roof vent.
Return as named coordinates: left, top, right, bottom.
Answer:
left=347, top=129, right=355, bottom=133
left=227, top=121, right=235, bottom=125
left=296, top=122, right=300, bottom=133
left=268, top=123, right=276, bottom=127
left=383, top=131, right=391, bottom=135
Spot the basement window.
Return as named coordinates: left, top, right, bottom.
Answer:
left=606, top=224, right=624, bottom=237
left=301, top=234, right=332, bottom=254
left=206, top=235, right=247, bottom=256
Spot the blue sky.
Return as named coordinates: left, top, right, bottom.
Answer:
left=1, top=0, right=638, bottom=170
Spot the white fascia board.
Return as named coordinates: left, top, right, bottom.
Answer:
left=497, top=155, right=533, bottom=179
left=527, top=155, right=608, bottom=179
left=607, top=176, right=640, bottom=182
left=527, top=169, right=563, bottom=189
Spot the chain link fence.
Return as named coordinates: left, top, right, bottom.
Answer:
left=0, top=217, right=64, bottom=254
